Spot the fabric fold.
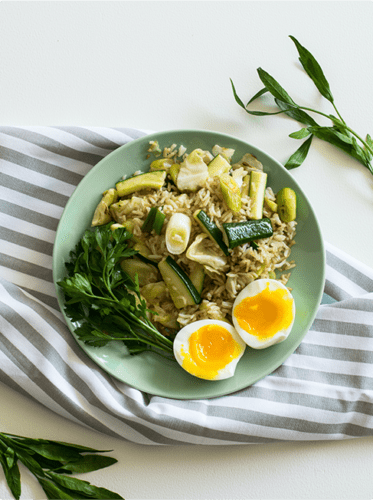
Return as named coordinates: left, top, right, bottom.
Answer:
left=1, top=126, right=373, bottom=445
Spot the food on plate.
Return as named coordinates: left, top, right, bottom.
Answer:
left=158, top=255, right=202, bottom=309
left=222, top=218, right=274, bottom=250
left=91, top=188, right=118, bottom=226
left=232, top=279, right=295, bottom=349
left=116, top=170, right=167, bottom=197
left=276, top=187, right=297, bottom=222
left=193, top=209, right=229, bottom=256
left=249, top=171, right=267, bottom=219
left=173, top=319, right=246, bottom=380
left=60, top=138, right=298, bottom=380
left=141, top=206, right=165, bottom=235
left=165, top=213, right=192, bottom=255
left=219, top=173, right=242, bottom=213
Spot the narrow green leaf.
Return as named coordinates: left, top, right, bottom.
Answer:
left=257, top=67, right=297, bottom=107
left=37, top=477, right=78, bottom=500
left=289, top=35, right=334, bottom=103
left=308, top=126, right=370, bottom=168
left=230, top=78, right=247, bottom=110
left=230, top=80, right=280, bottom=116
left=58, top=454, right=118, bottom=474
left=289, top=128, right=312, bottom=139
left=3, top=445, right=17, bottom=469
left=328, top=114, right=346, bottom=128
left=247, top=87, right=268, bottom=106
left=365, top=134, right=373, bottom=161
left=46, top=440, right=111, bottom=454
left=365, top=136, right=373, bottom=173
left=14, top=449, right=46, bottom=478
left=0, top=433, right=123, bottom=500
left=47, top=472, right=124, bottom=499
left=284, top=135, right=313, bottom=170
left=241, top=108, right=286, bottom=117
left=14, top=441, right=82, bottom=463
left=275, top=99, right=319, bottom=126
left=0, top=454, right=21, bottom=500
left=231, top=79, right=293, bottom=117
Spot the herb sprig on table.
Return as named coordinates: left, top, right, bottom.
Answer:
left=0, top=432, right=124, bottom=499
left=58, top=224, right=174, bottom=357
left=231, top=35, right=373, bottom=173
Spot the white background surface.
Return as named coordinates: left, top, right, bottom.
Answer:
left=1, top=1, right=373, bottom=499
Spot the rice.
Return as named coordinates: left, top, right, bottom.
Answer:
left=110, top=143, right=296, bottom=333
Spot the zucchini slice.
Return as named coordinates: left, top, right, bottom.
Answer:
left=116, top=170, right=166, bottom=197
left=158, top=256, right=202, bottom=309
left=142, top=207, right=166, bottom=235
left=169, top=163, right=180, bottom=184
left=220, top=173, right=242, bottom=213
left=120, top=257, right=159, bottom=286
left=189, top=263, right=205, bottom=295
left=276, top=187, right=297, bottom=222
left=207, top=154, right=231, bottom=177
left=136, top=253, right=159, bottom=268
left=223, top=218, right=273, bottom=249
left=249, top=171, right=267, bottom=220
left=193, top=209, right=229, bottom=256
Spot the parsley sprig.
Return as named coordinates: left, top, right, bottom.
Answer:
left=58, top=224, right=174, bottom=357
left=0, top=432, right=123, bottom=499
left=231, top=35, right=373, bottom=174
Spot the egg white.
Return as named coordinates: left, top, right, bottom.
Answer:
left=232, top=279, right=295, bottom=349
left=173, top=319, right=246, bottom=381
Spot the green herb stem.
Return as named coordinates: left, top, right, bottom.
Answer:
left=297, top=105, right=373, bottom=158
left=0, top=432, right=124, bottom=499
left=332, top=102, right=346, bottom=125
left=58, top=224, right=176, bottom=358
left=231, top=35, right=373, bottom=176
left=113, top=305, right=174, bottom=350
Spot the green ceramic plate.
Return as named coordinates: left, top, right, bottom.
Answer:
left=53, top=129, right=325, bottom=399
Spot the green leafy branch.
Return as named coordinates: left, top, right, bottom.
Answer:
left=0, top=432, right=124, bottom=499
left=231, top=35, right=373, bottom=174
left=58, top=224, right=174, bottom=357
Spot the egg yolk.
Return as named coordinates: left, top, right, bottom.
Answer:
left=234, top=283, right=294, bottom=341
left=181, top=324, right=242, bottom=380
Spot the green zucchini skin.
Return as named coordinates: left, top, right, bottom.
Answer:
left=223, top=218, right=273, bottom=249
left=194, top=210, right=229, bottom=256
left=189, top=263, right=205, bottom=295
left=153, top=210, right=166, bottom=235
left=142, top=207, right=165, bottom=235
left=115, top=170, right=166, bottom=197
left=137, top=253, right=159, bottom=268
left=158, top=256, right=202, bottom=309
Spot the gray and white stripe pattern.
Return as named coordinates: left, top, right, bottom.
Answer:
left=1, top=126, right=373, bottom=445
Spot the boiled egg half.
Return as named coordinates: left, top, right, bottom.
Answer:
left=173, top=319, right=246, bottom=380
left=232, top=279, right=295, bottom=349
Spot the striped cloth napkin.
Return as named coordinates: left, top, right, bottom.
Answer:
left=1, top=126, right=373, bottom=445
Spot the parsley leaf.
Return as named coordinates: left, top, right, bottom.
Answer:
left=58, top=224, right=174, bottom=357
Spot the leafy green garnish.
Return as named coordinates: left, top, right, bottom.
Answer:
left=58, top=224, right=174, bottom=357
left=231, top=35, right=373, bottom=174
left=0, top=432, right=124, bottom=499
